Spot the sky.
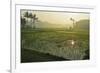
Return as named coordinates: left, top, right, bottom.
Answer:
left=21, top=10, right=90, bottom=27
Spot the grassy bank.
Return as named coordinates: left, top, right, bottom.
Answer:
left=21, top=48, right=68, bottom=63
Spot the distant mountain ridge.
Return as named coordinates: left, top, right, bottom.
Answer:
left=26, top=20, right=68, bottom=28
left=24, top=19, right=89, bottom=30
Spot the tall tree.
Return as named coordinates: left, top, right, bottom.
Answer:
left=21, top=16, right=26, bottom=28
left=70, top=18, right=75, bottom=29
left=24, top=11, right=29, bottom=25
left=28, top=13, right=33, bottom=27
left=32, top=14, right=38, bottom=28
left=24, top=11, right=38, bottom=28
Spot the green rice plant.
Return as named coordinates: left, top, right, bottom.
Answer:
left=21, top=30, right=89, bottom=60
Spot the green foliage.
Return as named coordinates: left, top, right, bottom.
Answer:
left=24, top=12, right=29, bottom=18
left=28, top=13, right=33, bottom=18
left=83, top=49, right=90, bottom=59
left=21, top=17, right=26, bottom=28
left=21, top=48, right=67, bottom=63
left=21, top=29, right=89, bottom=60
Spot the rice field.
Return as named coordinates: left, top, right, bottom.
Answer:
left=21, top=29, right=89, bottom=61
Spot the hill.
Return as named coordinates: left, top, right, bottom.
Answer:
left=74, top=19, right=89, bottom=30
left=25, top=20, right=69, bottom=28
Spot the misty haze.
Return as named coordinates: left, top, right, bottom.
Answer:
left=21, top=9, right=90, bottom=63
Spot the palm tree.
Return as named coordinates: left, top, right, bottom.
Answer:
left=32, top=14, right=38, bottom=28
left=24, top=11, right=38, bottom=28
left=70, top=18, right=75, bottom=29
left=21, top=16, right=26, bottom=28
left=24, top=11, right=29, bottom=26
left=28, top=13, right=33, bottom=27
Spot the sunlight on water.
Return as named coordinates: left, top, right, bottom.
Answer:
left=67, top=40, right=75, bottom=47
left=71, top=40, right=75, bottom=45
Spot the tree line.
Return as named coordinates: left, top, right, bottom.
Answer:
left=21, top=11, right=77, bottom=30
left=21, top=11, right=38, bottom=28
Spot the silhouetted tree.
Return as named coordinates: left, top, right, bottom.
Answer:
left=32, top=14, right=38, bottom=28
left=28, top=13, right=33, bottom=27
left=24, top=11, right=29, bottom=25
left=24, top=11, right=38, bottom=28
left=70, top=18, right=75, bottom=29
left=21, top=17, right=26, bottom=28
